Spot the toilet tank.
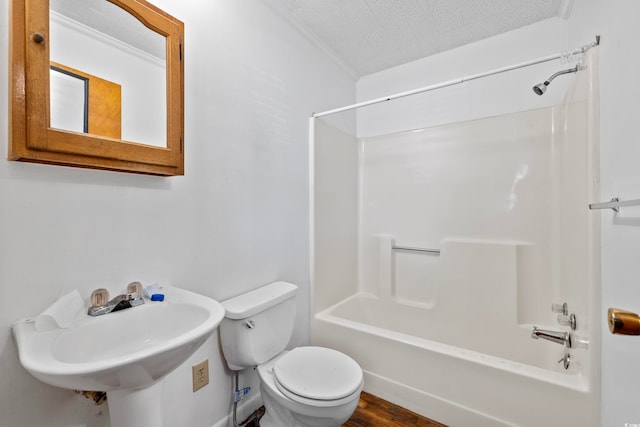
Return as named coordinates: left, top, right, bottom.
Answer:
left=220, top=281, right=298, bottom=371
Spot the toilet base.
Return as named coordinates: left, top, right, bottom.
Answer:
left=258, top=384, right=301, bottom=427
left=259, top=383, right=358, bottom=427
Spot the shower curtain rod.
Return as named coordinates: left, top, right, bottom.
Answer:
left=312, top=35, right=600, bottom=118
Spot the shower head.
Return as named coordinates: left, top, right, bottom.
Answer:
left=532, top=65, right=579, bottom=96
left=532, top=82, right=548, bottom=95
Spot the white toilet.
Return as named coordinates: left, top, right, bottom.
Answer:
left=220, top=281, right=363, bottom=427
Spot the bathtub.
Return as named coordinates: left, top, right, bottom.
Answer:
left=311, top=107, right=600, bottom=425
left=313, top=291, right=597, bottom=427
left=311, top=51, right=600, bottom=426
left=310, top=104, right=600, bottom=426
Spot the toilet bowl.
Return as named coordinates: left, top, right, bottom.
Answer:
left=257, top=347, right=363, bottom=427
left=219, top=282, right=364, bottom=427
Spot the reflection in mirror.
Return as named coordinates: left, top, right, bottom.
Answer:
left=51, top=62, right=123, bottom=139
left=50, top=66, right=88, bottom=133
left=49, top=0, right=167, bottom=147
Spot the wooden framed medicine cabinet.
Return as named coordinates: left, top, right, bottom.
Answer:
left=9, top=0, right=184, bottom=176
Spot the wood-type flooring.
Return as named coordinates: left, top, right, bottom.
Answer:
left=247, top=391, right=445, bottom=426
left=342, top=391, right=448, bottom=427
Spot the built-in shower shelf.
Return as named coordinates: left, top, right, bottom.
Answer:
left=589, top=197, right=640, bottom=212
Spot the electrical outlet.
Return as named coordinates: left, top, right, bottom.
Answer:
left=192, top=359, right=209, bottom=392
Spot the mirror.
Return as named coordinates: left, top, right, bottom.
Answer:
left=50, top=0, right=166, bottom=147
left=10, top=0, right=184, bottom=176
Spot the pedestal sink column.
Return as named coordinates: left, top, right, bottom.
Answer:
left=108, top=380, right=164, bottom=427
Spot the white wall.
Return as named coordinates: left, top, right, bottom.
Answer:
left=356, top=1, right=640, bottom=425
left=569, top=1, right=640, bottom=426
left=0, top=1, right=355, bottom=426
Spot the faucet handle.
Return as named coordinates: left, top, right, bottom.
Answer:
left=558, top=353, right=571, bottom=370
left=90, top=288, right=110, bottom=307
left=551, top=302, right=568, bottom=315
left=127, top=282, right=143, bottom=299
left=557, top=313, right=577, bottom=330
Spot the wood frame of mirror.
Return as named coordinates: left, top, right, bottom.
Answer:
left=10, top=0, right=184, bottom=176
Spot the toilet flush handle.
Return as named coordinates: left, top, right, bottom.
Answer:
left=245, top=320, right=255, bottom=329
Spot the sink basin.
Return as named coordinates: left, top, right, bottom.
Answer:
left=13, top=286, right=225, bottom=427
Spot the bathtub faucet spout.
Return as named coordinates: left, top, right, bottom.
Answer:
left=531, top=326, right=572, bottom=348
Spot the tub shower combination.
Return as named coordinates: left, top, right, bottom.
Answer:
left=310, top=44, right=600, bottom=427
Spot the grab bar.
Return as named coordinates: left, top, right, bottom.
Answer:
left=589, top=197, right=640, bottom=213
left=392, top=245, right=440, bottom=255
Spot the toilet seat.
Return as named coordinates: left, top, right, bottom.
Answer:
left=272, top=347, right=363, bottom=406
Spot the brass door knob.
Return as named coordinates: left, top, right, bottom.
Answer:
left=608, top=308, right=640, bottom=335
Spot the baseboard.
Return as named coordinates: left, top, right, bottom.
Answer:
left=362, top=370, right=516, bottom=427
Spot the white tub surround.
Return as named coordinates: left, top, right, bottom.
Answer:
left=311, top=50, right=600, bottom=427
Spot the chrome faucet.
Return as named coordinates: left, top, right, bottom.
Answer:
left=531, top=326, right=572, bottom=348
left=88, top=284, right=145, bottom=317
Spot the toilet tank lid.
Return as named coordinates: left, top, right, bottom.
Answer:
left=222, top=281, right=298, bottom=319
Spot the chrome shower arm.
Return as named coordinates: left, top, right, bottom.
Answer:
left=533, top=65, right=580, bottom=96
left=545, top=65, right=579, bottom=84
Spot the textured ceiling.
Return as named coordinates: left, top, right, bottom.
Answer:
left=269, top=0, right=572, bottom=77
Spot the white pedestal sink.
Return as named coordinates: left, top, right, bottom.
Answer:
left=13, top=286, right=225, bottom=427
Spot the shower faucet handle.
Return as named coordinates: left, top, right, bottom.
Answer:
left=551, top=303, right=568, bottom=316
left=557, top=313, right=577, bottom=330
left=558, top=353, right=571, bottom=370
